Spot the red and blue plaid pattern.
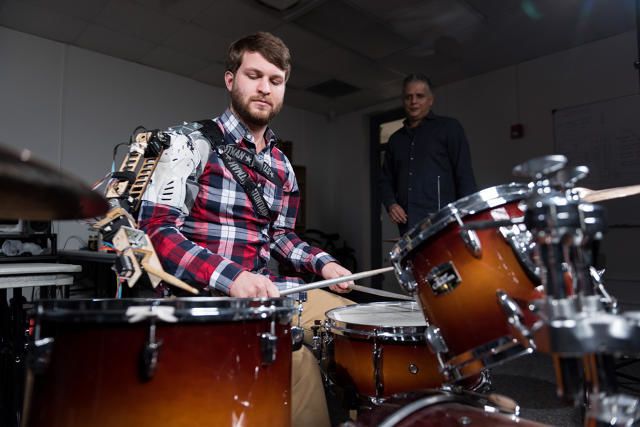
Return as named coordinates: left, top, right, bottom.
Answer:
left=139, top=109, right=334, bottom=294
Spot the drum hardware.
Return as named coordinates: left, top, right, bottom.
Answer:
left=310, top=320, right=323, bottom=359
left=140, top=318, right=162, bottom=381
left=496, top=291, right=536, bottom=350
left=508, top=155, right=640, bottom=424
left=260, top=305, right=279, bottom=365
left=373, top=332, right=384, bottom=401
left=425, top=261, right=461, bottom=296
left=451, top=207, right=482, bottom=258
left=291, top=294, right=306, bottom=351
left=424, top=325, right=448, bottom=354
left=586, top=392, right=640, bottom=426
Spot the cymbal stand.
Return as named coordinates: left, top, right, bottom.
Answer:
left=507, top=156, right=640, bottom=426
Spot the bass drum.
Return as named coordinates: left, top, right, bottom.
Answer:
left=22, top=298, right=294, bottom=427
left=391, top=183, right=540, bottom=380
left=350, top=390, right=548, bottom=427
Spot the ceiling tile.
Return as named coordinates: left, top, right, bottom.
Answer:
left=294, top=0, right=410, bottom=60
left=286, top=65, right=327, bottom=90
left=0, top=0, right=88, bottom=43
left=271, top=23, right=332, bottom=61
left=94, top=0, right=184, bottom=44
left=75, top=24, right=156, bottom=62
left=133, top=0, right=212, bottom=22
left=283, top=87, right=332, bottom=115
left=192, top=0, right=281, bottom=38
left=22, top=0, right=109, bottom=20
left=191, top=62, right=227, bottom=86
left=140, top=45, right=210, bottom=78
left=162, top=22, right=233, bottom=62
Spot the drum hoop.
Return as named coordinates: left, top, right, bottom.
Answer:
left=32, top=297, right=295, bottom=323
left=325, top=301, right=427, bottom=341
left=391, top=183, right=530, bottom=262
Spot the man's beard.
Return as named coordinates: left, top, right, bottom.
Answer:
left=230, top=86, right=282, bottom=127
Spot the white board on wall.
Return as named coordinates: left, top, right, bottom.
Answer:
left=553, top=93, right=640, bottom=226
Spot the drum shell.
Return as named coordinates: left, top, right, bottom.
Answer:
left=23, top=298, right=292, bottom=427
left=331, top=334, right=445, bottom=398
left=408, top=201, right=537, bottom=357
left=325, top=302, right=446, bottom=399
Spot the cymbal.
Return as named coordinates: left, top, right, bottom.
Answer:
left=577, top=185, right=640, bottom=203
left=0, top=145, right=109, bottom=220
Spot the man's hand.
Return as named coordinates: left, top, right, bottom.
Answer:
left=321, top=262, right=353, bottom=293
left=230, top=271, right=280, bottom=298
left=388, top=203, right=408, bottom=224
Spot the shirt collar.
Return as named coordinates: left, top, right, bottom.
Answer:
left=217, top=108, right=279, bottom=149
left=403, top=110, right=437, bottom=129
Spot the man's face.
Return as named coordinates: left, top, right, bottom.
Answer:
left=403, top=81, right=433, bottom=123
left=225, top=51, right=286, bottom=128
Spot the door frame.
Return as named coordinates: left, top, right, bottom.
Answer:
left=369, top=107, right=405, bottom=288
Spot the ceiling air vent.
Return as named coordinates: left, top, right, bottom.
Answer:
left=306, top=79, right=360, bottom=98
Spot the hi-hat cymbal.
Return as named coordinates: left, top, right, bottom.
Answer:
left=577, top=185, right=640, bottom=203
left=0, top=145, right=109, bottom=220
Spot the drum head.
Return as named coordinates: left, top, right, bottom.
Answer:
left=325, top=301, right=427, bottom=341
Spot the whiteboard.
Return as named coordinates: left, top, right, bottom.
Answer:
left=553, top=94, right=640, bottom=226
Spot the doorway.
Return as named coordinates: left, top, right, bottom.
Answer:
left=369, top=108, right=405, bottom=291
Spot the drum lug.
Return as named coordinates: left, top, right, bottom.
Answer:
left=453, top=208, right=482, bottom=258
left=373, top=335, right=384, bottom=401
left=28, top=337, right=55, bottom=374
left=393, top=261, right=417, bottom=294
left=425, top=325, right=449, bottom=354
left=139, top=320, right=162, bottom=382
left=496, top=291, right=535, bottom=350
left=291, top=300, right=305, bottom=351
left=260, top=333, right=278, bottom=365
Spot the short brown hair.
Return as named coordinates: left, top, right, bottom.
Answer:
left=226, top=32, right=292, bottom=80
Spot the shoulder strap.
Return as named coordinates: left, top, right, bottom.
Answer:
left=196, top=120, right=272, bottom=220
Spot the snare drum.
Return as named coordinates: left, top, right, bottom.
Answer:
left=325, top=302, right=447, bottom=402
left=22, top=298, right=294, bottom=427
left=391, top=184, right=539, bottom=380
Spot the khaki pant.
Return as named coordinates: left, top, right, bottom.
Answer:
left=291, top=289, right=354, bottom=427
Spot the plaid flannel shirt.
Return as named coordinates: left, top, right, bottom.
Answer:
left=138, top=109, right=335, bottom=294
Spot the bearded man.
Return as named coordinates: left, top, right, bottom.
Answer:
left=138, top=32, right=354, bottom=427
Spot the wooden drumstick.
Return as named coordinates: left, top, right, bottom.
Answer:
left=576, top=185, right=640, bottom=203
left=280, top=266, right=394, bottom=296
left=142, top=262, right=199, bottom=295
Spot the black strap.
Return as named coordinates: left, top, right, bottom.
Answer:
left=196, top=120, right=274, bottom=219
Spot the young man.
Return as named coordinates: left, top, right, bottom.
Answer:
left=379, top=74, right=478, bottom=235
left=139, top=32, right=353, bottom=426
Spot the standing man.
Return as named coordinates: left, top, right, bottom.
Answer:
left=379, top=74, right=477, bottom=235
left=139, top=32, right=353, bottom=426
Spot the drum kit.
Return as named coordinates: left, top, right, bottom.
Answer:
left=3, top=142, right=640, bottom=427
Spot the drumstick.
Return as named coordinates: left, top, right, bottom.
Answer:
left=577, top=185, right=640, bottom=203
left=142, top=262, right=200, bottom=295
left=279, top=266, right=394, bottom=296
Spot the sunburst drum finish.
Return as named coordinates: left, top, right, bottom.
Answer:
left=22, top=298, right=293, bottom=427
